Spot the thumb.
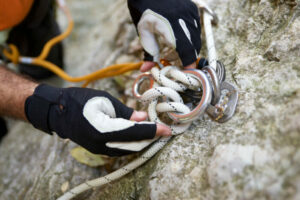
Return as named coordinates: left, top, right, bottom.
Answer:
left=140, top=61, right=156, bottom=72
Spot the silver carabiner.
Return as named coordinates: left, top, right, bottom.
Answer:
left=204, top=61, right=238, bottom=123
left=216, top=60, right=226, bottom=83
left=167, top=69, right=212, bottom=123
left=202, top=65, right=221, bottom=106
left=132, top=73, right=155, bottom=99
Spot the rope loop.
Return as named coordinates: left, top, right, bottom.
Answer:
left=133, top=66, right=213, bottom=132
left=2, top=44, right=20, bottom=64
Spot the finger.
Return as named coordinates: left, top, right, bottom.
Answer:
left=140, top=61, right=156, bottom=72
left=156, top=123, right=172, bottom=137
left=130, top=111, right=148, bottom=121
left=184, top=62, right=197, bottom=69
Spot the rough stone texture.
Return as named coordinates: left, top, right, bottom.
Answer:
left=0, top=0, right=300, bottom=200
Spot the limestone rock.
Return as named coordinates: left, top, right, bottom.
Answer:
left=0, top=0, right=300, bottom=200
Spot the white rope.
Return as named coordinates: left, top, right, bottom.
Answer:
left=57, top=66, right=203, bottom=200
left=203, top=12, right=217, bottom=70
left=192, top=0, right=218, bottom=70
left=58, top=137, right=171, bottom=200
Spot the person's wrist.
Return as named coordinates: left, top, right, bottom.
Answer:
left=25, top=84, right=62, bottom=134
left=21, top=82, right=39, bottom=121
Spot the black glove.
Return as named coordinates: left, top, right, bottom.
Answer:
left=25, top=84, right=156, bottom=156
left=128, top=0, right=201, bottom=66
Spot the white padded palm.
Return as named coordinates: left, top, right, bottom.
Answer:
left=83, top=97, right=135, bottom=133
left=138, top=9, right=176, bottom=62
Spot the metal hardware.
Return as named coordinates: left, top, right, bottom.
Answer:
left=202, top=65, right=220, bottom=105
left=206, top=81, right=238, bottom=123
left=132, top=73, right=154, bottom=99
left=167, top=69, right=212, bottom=123
left=216, top=61, right=226, bottom=82
left=201, top=63, right=238, bottom=123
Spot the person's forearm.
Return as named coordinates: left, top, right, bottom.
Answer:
left=0, top=65, right=38, bottom=120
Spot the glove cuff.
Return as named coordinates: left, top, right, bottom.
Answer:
left=25, top=84, right=61, bottom=134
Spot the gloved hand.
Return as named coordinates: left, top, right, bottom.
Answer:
left=25, top=84, right=170, bottom=156
left=128, top=0, right=201, bottom=72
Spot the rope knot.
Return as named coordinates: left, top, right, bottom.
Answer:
left=133, top=66, right=210, bottom=135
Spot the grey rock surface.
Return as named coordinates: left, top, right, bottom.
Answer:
left=0, top=0, right=300, bottom=200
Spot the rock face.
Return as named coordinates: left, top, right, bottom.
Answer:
left=0, top=0, right=300, bottom=200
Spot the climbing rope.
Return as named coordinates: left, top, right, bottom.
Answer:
left=57, top=65, right=203, bottom=200
left=0, top=0, right=142, bottom=88
left=57, top=137, right=171, bottom=200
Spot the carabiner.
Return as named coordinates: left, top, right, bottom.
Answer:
left=167, top=69, right=212, bottom=123
left=132, top=73, right=155, bottom=99
left=202, top=65, right=221, bottom=105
